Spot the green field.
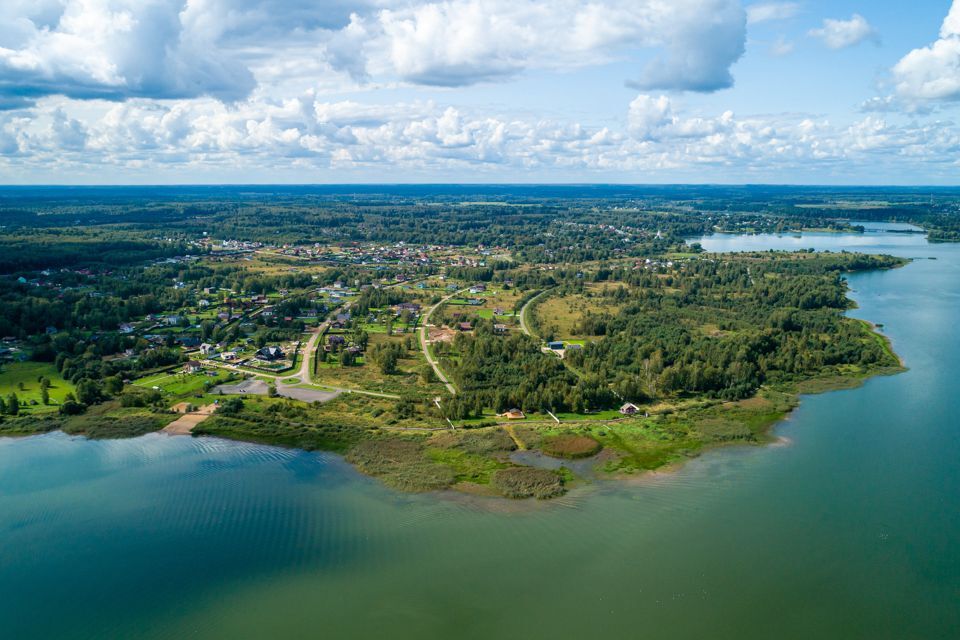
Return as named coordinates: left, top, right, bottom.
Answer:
left=0, top=362, right=76, bottom=413
left=133, top=369, right=233, bottom=397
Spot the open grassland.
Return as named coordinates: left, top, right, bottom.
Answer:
left=0, top=362, right=75, bottom=413
left=532, top=286, right=626, bottom=341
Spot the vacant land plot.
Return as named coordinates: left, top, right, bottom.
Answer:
left=532, top=292, right=623, bottom=341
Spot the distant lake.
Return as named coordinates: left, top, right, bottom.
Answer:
left=1, top=227, right=958, bottom=639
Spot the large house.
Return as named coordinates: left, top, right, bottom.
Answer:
left=500, top=408, right=525, bottom=420
left=184, top=361, right=203, bottom=374
left=256, top=346, right=285, bottom=361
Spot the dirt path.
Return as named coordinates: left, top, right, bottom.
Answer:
left=162, top=404, right=217, bottom=435
left=419, top=288, right=467, bottom=396
left=504, top=424, right=527, bottom=450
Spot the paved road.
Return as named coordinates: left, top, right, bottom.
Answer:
left=518, top=288, right=553, bottom=337
left=419, top=288, right=468, bottom=396
left=297, top=321, right=327, bottom=381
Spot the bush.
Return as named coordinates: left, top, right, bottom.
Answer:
left=217, top=397, right=245, bottom=415
left=59, top=400, right=87, bottom=415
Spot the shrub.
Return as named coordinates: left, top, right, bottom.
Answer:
left=59, top=400, right=87, bottom=415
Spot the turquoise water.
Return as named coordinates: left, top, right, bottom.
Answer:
left=2, top=228, right=958, bottom=639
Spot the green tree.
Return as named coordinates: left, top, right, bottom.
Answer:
left=6, top=393, right=19, bottom=415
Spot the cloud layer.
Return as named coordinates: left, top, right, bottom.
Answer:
left=0, top=1, right=958, bottom=183
left=3, top=91, right=958, bottom=184
left=0, top=0, right=748, bottom=106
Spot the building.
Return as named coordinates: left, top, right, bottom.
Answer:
left=256, top=346, right=285, bottom=361
left=501, top=408, right=525, bottom=420
left=184, top=361, right=203, bottom=374
left=493, top=324, right=508, bottom=334
left=548, top=341, right=565, bottom=350
left=328, top=335, right=346, bottom=347
left=458, top=322, right=473, bottom=331
left=619, top=403, right=640, bottom=415
left=199, top=343, right=217, bottom=356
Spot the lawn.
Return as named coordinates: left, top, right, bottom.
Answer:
left=133, top=369, right=233, bottom=397
left=0, top=362, right=76, bottom=413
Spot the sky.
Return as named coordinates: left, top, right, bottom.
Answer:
left=0, top=0, right=959, bottom=185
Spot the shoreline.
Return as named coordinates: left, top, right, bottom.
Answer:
left=0, top=263, right=908, bottom=503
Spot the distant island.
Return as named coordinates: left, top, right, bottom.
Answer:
left=0, top=186, right=916, bottom=499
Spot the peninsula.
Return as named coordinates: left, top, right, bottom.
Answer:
left=0, top=186, right=912, bottom=499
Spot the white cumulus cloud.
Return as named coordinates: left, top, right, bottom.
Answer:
left=892, top=0, right=960, bottom=102
left=809, top=14, right=877, bottom=50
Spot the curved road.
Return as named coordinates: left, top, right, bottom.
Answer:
left=419, top=288, right=468, bottom=396
left=518, top=288, right=553, bottom=337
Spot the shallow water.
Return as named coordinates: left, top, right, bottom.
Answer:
left=1, top=227, right=958, bottom=639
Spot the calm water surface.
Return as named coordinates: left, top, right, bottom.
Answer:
left=1, top=227, right=958, bottom=639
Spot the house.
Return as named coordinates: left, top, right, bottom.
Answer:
left=184, top=361, right=203, bottom=374
left=458, top=322, right=473, bottom=331
left=619, top=403, right=640, bottom=416
left=165, top=315, right=181, bottom=326
left=567, top=343, right=583, bottom=351
left=328, top=335, right=346, bottom=347
left=469, top=284, right=486, bottom=294
left=466, top=298, right=483, bottom=306
left=118, top=322, right=135, bottom=334
left=199, top=343, right=217, bottom=356
left=548, top=341, right=565, bottom=350
left=501, top=408, right=525, bottom=420
left=493, top=308, right=505, bottom=316
left=257, top=346, right=285, bottom=361
left=336, top=313, right=351, bottom=323
left=493, top=324, right=508, bottom=334
left=198, top=299, right=211, bottom=308
left=221, top=351, right=238, bottom=361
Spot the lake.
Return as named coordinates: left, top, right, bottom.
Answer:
left=1, top=226, right=958, bottom=639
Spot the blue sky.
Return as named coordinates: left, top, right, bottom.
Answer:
left=0, top=0, right=959, bottom=184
